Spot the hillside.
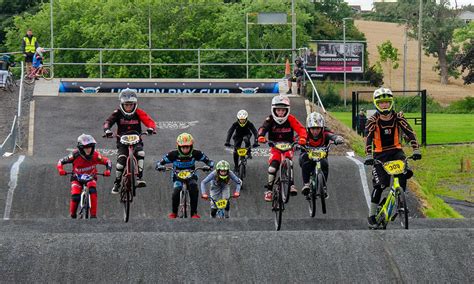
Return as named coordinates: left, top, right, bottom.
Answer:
left=355, top=20, right=473, bottom=105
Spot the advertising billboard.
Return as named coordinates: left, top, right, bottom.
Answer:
left=313, top=41, right=364, bottom=73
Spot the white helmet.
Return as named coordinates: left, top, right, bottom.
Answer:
left=373, top=87, right=394, bottom=114
left=306, top=112, right=325, bottom=128
left=271, top=95, right=291, bottom=125
left=36, top=47, right=45, bottom=56
left=118, top=88, right=138, bottom=118
left=237, top=110, right=248, bottom=127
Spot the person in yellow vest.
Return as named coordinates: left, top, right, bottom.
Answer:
left=21, top=29, right=39, bottom=74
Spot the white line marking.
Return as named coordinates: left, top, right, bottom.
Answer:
left=346, top=156, right=371, bottom=209
left=3, top=155, right=26, bottom=220
left=28, top=100, right=35, bottom=156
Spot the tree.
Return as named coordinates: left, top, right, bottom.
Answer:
left=376, top=40, right=399, bottom=88
left=451, top=22, right=474, bottom=84
left=395, top=0, right=464, bottom=85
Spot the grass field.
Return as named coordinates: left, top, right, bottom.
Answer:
left=330, top=112, right=474, bottom=144
left=412, top=145, right=473, bottom=218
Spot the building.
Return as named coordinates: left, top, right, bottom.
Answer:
left=458, top=11, right=474, bottom=24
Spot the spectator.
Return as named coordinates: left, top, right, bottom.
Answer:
left=0, top=54, right=16, bottom=88
left=357, top=108, right=367, bottom=137
left=21, top=29, right=39, bottom=74
left=287, top=57, right=304, bottom=95
left=307, top=49, right=316, bottom=67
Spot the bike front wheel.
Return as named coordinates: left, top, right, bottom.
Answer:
left=178, top=188, right=189, bottom=218
left=239, top=160, right=246, bottom=179
left=273, top=182, right=283, bottom=231
left=79, top=191, right=90, bottom=219
left=308, top=177, right=317, bottom=218
left=397, top=189, right=409, bottom=229
left=280, top=159, right=291, bottom=204
left=121, top=186, right=131, bottom=222
left=317, top=172, right=327, bottom=214
left=23, top=74, right=35, bottom=84
left=41, top=66, right=53, bottom=80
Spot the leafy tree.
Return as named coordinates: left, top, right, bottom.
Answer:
left=451, top=22, right=474, bottom=84
left=376, top=40, right=399, bottom=88
left=395, top=0, right=464, bottom=84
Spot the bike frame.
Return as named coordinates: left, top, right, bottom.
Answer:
left=210, top=197, right=230, bottom=219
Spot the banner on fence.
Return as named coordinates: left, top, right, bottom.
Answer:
left=59, top=81, right=280, bottom=94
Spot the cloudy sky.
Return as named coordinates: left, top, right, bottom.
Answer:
left=345, top=0, right=473, bottom=11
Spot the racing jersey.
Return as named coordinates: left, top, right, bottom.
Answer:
left=258, top=114, right=307, bottom=143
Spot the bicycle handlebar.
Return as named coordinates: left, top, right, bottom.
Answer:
left=102, top=132, right=151, bottom=138
left=65, top=172, right=107, bottom=176
left=373, top=156, right=414, bottom=165
left=158, top=166, right=212, bottom=173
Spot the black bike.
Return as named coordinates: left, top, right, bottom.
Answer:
left=227, top=144, right=259, bottom=182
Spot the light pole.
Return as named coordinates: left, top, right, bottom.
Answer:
left=291, top=0, right=296, bottom=64
left=50, top=0, right=54, bottom=77
left=343, top=17, right=352, bottom=108
left=417, top=0, right=422, bottom=91
left=401, top=19, right=408, bottom=95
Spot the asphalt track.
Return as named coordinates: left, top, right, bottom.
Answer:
left=0, top=94, right=472, bottom=282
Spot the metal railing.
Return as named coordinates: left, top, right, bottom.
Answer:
left=303, top=68, right=326, bottom=114
left=0, top=62, right=24, bottom=157
left=4, top=47, right=294, bottom=79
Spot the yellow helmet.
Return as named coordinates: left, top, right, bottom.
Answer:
left=176, top=133, right=194, bottom=156
left=373, top=87, right=394, bottom=114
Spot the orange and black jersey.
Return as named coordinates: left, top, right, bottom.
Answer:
left=365, top=111, right=419, bottom=155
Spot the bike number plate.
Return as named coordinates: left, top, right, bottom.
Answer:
left=275, top=143, right=291, bottom=151
left=215, top=199, right=228, bottom=209
left=177, top=170, right=192, bottom=179
left=236, top=148, right=248, bottom=157
left=383, top=160, right=405, bottom=175
left=120, top=135, right=140, bottom=145
left=308, top=149, right=326, bottom=160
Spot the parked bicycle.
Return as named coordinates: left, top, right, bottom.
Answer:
left=104, top=131, right=149, bottom=222
left=65, top=172, right=106, bottom=219
left=24, top=65, right=52, bottom=84
left=372, top=157, right=413, bottom=230
left=298, top=143, right=332, bottom=217
left=160, top=166, right=210, bottom=218
left=268, top=140, right=297, bottom=231
left=1, top=69, right=17, bottom=92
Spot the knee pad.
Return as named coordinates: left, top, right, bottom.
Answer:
left=117, top=155, right=127, bottom=166
left=268, top=166, right=277, bottom=175
left=89, top=187, right=97, bottom=194
left=136, top=150, right=145, bottom=159
left=71, top=194, right=80, bottom=202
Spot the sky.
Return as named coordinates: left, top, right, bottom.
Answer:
left=345, top=0, right=474, bottom=11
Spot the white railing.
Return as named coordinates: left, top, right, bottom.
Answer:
left=304, top=68, right=326, bottom=114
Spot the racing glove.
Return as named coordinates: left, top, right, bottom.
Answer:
left=334, top=136, right=345, bottom=145
left=233, top=192, right=240, bottom=198
left=103, top=170, right=111, bottom=176
left=104, top=129, right=113, bottom=138
left=258, top=136, right=267, bottom=144
left=412, top=149, right=422, bottom=160
left=201, top=193, right=209, bottom=200
left=224, top=142, right=231, bottom=147
left=298, top=137, right=307, bottom=146
left=364, top=154, right=374, bottom=166
left=58, top=169, right=67, bottom=176
left=146, top=128, right=155, bottom=135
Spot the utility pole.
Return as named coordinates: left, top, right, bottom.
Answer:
left=291, top=0, right=296, bottom=63
left=417, top=0, right=423, bottom=91
left=50, top=0, right=54, bottom=77
left=343, top=17, right=352, bottom=108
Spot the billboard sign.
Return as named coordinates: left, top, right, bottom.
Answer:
left=313, top=41, right=364, bottom=73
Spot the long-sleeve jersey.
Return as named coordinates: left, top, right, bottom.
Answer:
left=225, top=121, right=259, bottom=143
left=57, top=150, right=112, bottom=177
left=157, top=149, right=213, bottom=171
left=307, top=128, right=340, bottom=147
left=365, top=111, right=419, bottom=155
left=258, top=114, right=307, bottom=143
left=200, top=170, right=242, bottom=195
left=103, top=108, right=156, bottom=142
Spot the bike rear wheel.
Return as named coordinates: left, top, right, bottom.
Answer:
left=397, top=189, right=409, bottom=229
left=121, top=184, right=131, bottom=222
left=317, top=172, right=327, bottom=214
left=273, top=181, right=283, bottom=231
left=23, top=73, right=35, bottom=84
left=239, top=160, right=246, bottom=179
left=280, top=159, right=291, bottom=204
left=79, top=191, right=90, bottom=219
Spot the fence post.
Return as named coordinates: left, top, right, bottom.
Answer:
left=421, top=89, right=427, bottom=146
left=99, top=49, right=103, bottom=79
left=16, top=62, right=25, bottom=149
left=198, top=48, right=201, bottom=79
left=352, top=91, right=357, bottom=131
left=149, top=49, right=152, bottom=79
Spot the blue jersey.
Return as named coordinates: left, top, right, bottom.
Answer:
left=157, top=149, right=214, bottom=179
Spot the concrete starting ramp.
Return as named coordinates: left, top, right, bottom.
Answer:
left=0, top=78, right=471, bottom=282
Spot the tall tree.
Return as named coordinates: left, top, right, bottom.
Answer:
left=396, top=0, right=464, bottom=84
